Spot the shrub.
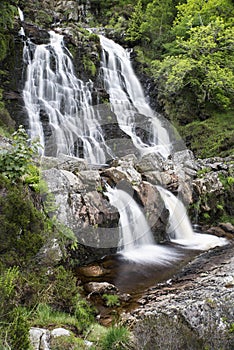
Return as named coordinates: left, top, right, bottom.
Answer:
left=0, top=176, right=46, bottom=267
left=0, top=125, right=41, bottom=183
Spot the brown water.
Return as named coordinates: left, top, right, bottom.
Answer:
left=76, top=244, right=199, bottom=325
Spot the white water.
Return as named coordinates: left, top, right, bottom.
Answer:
left=105, top=185, right=179, bottom=264
left=18, top=7, right=24, bottom=21
left=100, top=35, right=171, bottom=158
left=23, top=31, right=112, bottom=163
left=18, top=7, right=25, bottom=37
left=157, top=186, right=228, bottom=250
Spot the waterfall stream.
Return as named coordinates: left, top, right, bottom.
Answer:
left=23, top=31, right=112, bottom=163
left=100, top=35, right=171, bottom=158
left=157, top=186, right=227, bottom=250
left=105, top=185, right=179, bottom=264
left=105, top=185, right=154, bottom=251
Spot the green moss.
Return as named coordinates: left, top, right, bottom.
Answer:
left=35, top=10, right=53, bottom=27
left=179, top=110, right=234, bottom=158
left=83, top=56, right=97, bottom=77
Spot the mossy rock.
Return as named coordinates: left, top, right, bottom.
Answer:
left=179, top=111, right=234, bottom=158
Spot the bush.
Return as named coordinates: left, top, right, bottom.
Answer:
left=0, top=176, right=46, bottom=267
left=0, top=125, right=41, bottom=183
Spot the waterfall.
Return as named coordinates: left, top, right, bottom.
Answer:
left=99, top=35, right=171, bottom=158
left=105, top=186, right=154, bottom=251
left=105, top=185, right=179, bottom=264
left=157, top=186, right=228, bottom=250
left=23, top=31, right=112, bottom=163
left=18, top=7, right=24, bottom=21
left=18, top=7, right=25, bottom=37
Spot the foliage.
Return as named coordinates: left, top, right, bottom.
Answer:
left=152, top=17, right=234, bottom=119
left=0, top=125, right=41, bottom=183
left=0, top=0, right=18, bottom=62
left=0, top=267, right=30, bottom=350
left=173, top=0, right=234, bottom=37
left=0, top=176, right=46, bottom=267
left=86, top=324, right=108, bottom=343
left=180, top=111, right=234, bottom=158
left=101, top=326, right=131, bottom=350
left=126, top=0, right=144, bottom=43
left=32, top=303, right=80, bottom=330
left=50, top=335, right=87, bottom=350
left=103, top=294, right=120, bottom=307
left=32, top=298, right=95, bottom=334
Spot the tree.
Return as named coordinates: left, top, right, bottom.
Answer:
left=173, top=0, right=234, bottom=37
left=126, top=0, right=144, bottom=43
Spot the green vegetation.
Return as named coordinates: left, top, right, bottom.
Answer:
left=103, top=294, right=120, bottom=307
left=0, top=125, right=41, bottom=183
left=101, top=325, right=131, bottom=350
left=0, top=0, right=18, bottom=62
left=180, top=111, right=234, bottom=158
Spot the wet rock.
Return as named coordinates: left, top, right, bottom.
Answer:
left=41, top=155, right=88, bottom=172
left=84, top=282, right=118, bottom=294
left=77, top=265, right=109, bottom=278
left=136, top=153, right=164, bottom=173
left=219, top=222, right=234, bottom=235
left=134, top=181, right=169, bottom=242
left=205, top=223, right=234, bottom=240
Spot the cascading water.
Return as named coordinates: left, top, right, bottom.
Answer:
left=99, top=35, right=171, bottom=158
left=23, top=31, right=112, bottom=164
left=105, top=185, right=179, bottom=264
left=157, top=186, right=228, bottom=250
left=105, top=186, right=154, bottom=250
left=18, top=7, right=25, bottom=37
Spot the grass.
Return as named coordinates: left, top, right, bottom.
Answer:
left=31, top=303, right=80, bottom=331
left=101, top=326, right=131, bottom=350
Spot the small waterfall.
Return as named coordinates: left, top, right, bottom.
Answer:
left=23, top=31, right=111, bottom=163
left=100, top=35, right=171, bottom=158
left=105, top=185, right=179, bottom=264
left=157, top=186, right=228, bottom=250
left=18, top=7, right=25, bottom=37
left=18, top=7, right=24, bottom=21
left=106, top=186, right=154, bottom=251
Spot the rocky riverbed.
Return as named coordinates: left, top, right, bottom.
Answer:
left=123, top=242, right=234, bottom=350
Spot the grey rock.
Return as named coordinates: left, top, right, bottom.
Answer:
left=124, top=245, right=234, bottom=350
left=51, top=328, right=70, bottom=338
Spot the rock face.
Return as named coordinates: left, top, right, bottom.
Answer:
left=41, top=150, right=198, bottom=264
left=124, top=243, right=234, bottom=350
left=191, top=156, right=234, bottom=226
